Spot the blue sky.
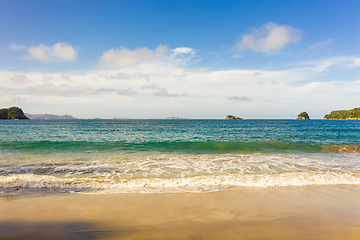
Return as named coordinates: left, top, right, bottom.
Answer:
left=1, top=0, right=360, bottom=118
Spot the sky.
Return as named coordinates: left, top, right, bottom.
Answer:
left=1, top=0, right=360, bottom=119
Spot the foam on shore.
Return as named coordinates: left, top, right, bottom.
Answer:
left=1, top=171, right=359, bottom=194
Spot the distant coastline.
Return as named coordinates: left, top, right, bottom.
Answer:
left=3, top=106, right=360, bottom=120
left=25, top=113, right=77, bottom=120
left=166, top=117, right=190, bottom=120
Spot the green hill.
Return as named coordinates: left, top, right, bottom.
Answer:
left=323, top=107, right=360, bottom=120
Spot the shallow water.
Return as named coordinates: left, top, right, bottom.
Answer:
left=0, top=119, right=360, bottom=193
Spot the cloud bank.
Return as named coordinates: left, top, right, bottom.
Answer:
left=2, top=53, right=360, bottom=118
left=236, top=22, right=302, bottom=52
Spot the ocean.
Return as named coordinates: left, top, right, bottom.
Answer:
left=1, top=119, right=360, bottom=194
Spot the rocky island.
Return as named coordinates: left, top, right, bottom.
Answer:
left=225, top=115, right=244, bottom=120
left=296, top=112, right=310, bottom=120
left=0, top=107, right=29, bottom=119
left=323, top=107, right=360, bottom=120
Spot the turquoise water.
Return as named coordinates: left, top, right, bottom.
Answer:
left=0, top=119, right=360, bottom=193
left=1, top=119, right=360, bottom=153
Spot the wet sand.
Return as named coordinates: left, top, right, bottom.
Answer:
left=0, top=186, right=360, bottom=240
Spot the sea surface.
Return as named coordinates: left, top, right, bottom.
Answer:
left=0, top=119, right=359, bottom=194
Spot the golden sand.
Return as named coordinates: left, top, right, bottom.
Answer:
left=0, top=186, right=360, bottom=240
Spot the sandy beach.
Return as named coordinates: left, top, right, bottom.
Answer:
left=0, top=186, right=360, bottom=240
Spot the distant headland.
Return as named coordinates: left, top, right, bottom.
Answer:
left=0, top=107, right=78, bottom=120
left=0, top=107, right=29, bottom=119
left=323, top=107, right=360, bottom=120
left=25, top=113, right=77, bottom=120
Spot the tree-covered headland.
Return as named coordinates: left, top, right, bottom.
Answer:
left=323, top=107, right=360, bottom=120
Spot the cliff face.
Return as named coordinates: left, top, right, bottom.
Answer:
left=0, top=107, right=29, bottom=119
left=323, top=107, right=360, bottom=120
left=225, top=115, right=244, bottom=120
left=296, top=112, right=310, bottom=120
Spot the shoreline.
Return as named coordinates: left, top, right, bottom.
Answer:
left=1, top=185, right=360, bottom=239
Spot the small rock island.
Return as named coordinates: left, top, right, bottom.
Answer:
left=0, top=107, right=29, bottom=120
left=323, top=107, right=360, bottom=120
left=296, top=112, right=310, bottom=120
left=225, top=115, right=244, bottom=120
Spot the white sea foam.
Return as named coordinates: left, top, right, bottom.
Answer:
left=1, top=152, right=359, bottom=176
left=1, top=152, right=359, bottom=194
left=1, top=171, right=359, bottom=194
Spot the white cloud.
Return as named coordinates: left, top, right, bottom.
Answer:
left=27, top=43, right=77, bottom=63
left=236, top=22, right=302, bottom=52
left=0, top=90, right=18, bottom=103
left=231, top=54, right=242, bottom=59
left=347, top=57, right=360, bottom=68
left=9, top=42, right=25, bottom=51
left=170, top=47, right=196, bottom=66
left=227, top=96, right=252, bottom=101
left=308, top=38, right=334, bottom=51
left=97, top=45, right=196, bottom=69
left=172, top=47, right=194, bottom=55
left=97, top=47, right=158, bottom=69
left=9, top=74, right=31, bottom=84
left=299, top=56, right=360, bottom=73
left=153, top=88, right=188, bottom=97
